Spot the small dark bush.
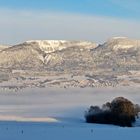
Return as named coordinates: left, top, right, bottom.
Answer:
left=134, top=104, right=140, bottom=117
left=85, top=97, right=140, bottom=127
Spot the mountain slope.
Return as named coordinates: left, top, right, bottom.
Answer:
left=92, top=37, right=140, bottom=72
left=0, top=38, right=140, bottom=73
left=100, top=37, right=140, bottom=51
left=0, top=45, right=10, bottom=51
left=0, top=38, right=140, bottom=89
left=0, top=40, right=97, bottom=71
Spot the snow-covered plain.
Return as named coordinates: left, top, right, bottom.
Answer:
left=0, top=87, right=140, bottom=140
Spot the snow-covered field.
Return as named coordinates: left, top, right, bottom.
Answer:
left=0, top=87, right=140, bottom=140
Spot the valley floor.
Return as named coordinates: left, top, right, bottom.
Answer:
left=0, top=121, right=140, bottom=140
left=0, top=87, right=140, bottom=140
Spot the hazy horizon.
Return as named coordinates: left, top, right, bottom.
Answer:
left=0, top=0, right=140, bottom=45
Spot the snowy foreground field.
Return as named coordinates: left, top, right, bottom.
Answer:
left=0, top=87, right=140, bottom=140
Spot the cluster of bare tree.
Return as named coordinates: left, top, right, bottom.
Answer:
left=85, top=97, right=140, bottom=127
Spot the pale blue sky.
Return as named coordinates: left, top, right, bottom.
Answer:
left=0, top=0, right=140, bottom=19
left=0, top=0, right=140, bottom=44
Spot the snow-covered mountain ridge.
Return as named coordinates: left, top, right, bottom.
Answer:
left=102, top=37, right=140, bottom=51
left=0, top=37, right=140, bottom=72
left=24, top=40, right=97, bottom=53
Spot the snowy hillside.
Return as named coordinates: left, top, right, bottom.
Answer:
left=0, top=45, right=9, bottom=51
left=0, top=40, right=97, bottom=70
left=101, top=37, right=140, bottom=51
left=25, top=40, right=96, bottom=53
left=0, top=38, right=140, bottom=72
left=0, top=38, right=140, bottom=89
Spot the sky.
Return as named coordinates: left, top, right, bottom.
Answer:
left=0, top=0, right=140, bottom=45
